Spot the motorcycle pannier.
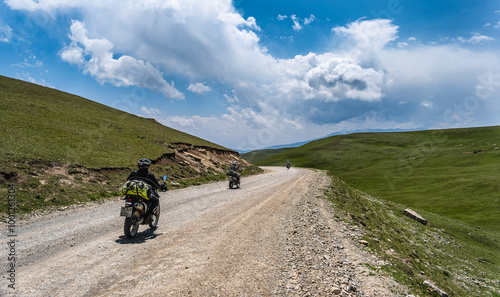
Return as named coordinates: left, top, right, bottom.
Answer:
left=121, top=180, right=151, bottom=200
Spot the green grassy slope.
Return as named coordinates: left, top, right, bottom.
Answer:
left=0, top=75, right=226, bottom=168
left=0, top=75, right=243, bottom=214
left=240, top=147, right=291, bottom=164
left=253, top=127, right=500, bottom=231
left=327, top=175, right=500, bottom=297
left=252, top=128, right=500, bottom=295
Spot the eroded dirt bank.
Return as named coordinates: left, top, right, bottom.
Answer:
left=1, top=167, right=407, bottom=296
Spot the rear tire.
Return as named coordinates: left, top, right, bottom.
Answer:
left=149, top=204, right=160, bottom=229
left=124, top=210, right=140, bottom=238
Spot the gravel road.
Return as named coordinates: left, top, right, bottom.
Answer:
left=1, top=167, right=407, bottom=296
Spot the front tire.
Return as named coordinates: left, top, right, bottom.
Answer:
left=229, top=181, right=234, bottom=189
left=149, top=204, right=160, bottom=229
left=124, top=210, right=140, bottom=238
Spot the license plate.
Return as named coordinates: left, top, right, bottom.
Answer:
left=120, top=207, right=133, bottom=217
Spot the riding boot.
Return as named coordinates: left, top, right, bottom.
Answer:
left=149, top=193, right=159, bottom=214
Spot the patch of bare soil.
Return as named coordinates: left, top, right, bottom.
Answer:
left=161, top=143, right=248, bottom=174
left=2, top=167, right=408, bottom=296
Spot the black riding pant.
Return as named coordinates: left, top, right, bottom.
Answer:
left=148, top=190, right=159, bottom=213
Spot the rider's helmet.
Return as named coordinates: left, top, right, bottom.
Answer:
left=138, top=158, right=152, bottom=170
left=232, top=161, right=238, bottom=166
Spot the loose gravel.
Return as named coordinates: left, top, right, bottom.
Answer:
left=1, top=167, right=408, bottom=296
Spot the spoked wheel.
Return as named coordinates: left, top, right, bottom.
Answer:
left=124, top=210, right=140, bottom=238
left=229, top=181, right=234, bottom=189
left=149, top=204, right=160, bottom=229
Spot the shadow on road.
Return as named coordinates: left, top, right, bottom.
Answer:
left=115, top=228, right=162, bottom=244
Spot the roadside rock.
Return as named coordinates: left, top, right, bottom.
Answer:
left=403, top=208, right=428, bottom=225
left=423, top=280, right=449, bottom=297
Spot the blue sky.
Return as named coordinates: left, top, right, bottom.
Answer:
left=1, top=0, right=499, bottom=151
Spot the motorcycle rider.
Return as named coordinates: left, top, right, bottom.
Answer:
left=286, top=160, right=291, bottom=168
left=229, top=161, right=243, bottom=182
left=230, top=160, right=239, bottom=171
left=127, top=158, right=162, bottom=217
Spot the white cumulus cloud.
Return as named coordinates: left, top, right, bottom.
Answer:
left=458, top=33, right=495, bottom=44
left=141, top=106, right=162, bottom=117
left=304, top=58, right=384, bottom=101
left=10, top=0, right=275, bottom=94
left=5, top=1, right=500, bottom=149
left=291, top=15, right=302, bottom=31
left=333, top=18, right=399, bottom=51
left=289, top=14, right=315, bottom=31
left=304, top=14, right=316, bottom=25
left=60, top=20, right=184, bottom=99
left=188, top=82, right=211, bottom=94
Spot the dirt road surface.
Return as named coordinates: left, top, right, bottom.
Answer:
left=2, top=167, right=407, bottom=296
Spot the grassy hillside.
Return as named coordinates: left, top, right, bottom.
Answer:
left=240, top=147, right=291, bottom=164
left=251, top=128, right=500, bottom=295
left=253, top=127, right=500, bottom=231
left=326, top=175, right=500, bottom=297
left=0, top=75, right=256, bottom=214
left=0, top=75, right=225, bottom=168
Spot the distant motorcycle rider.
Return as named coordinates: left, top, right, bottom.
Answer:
left=286, top=160, right=291, bottom=169
left=229, top=161, right=243, bottom=180
left=127, top=158, right=162, bottom=216
left=230, top=160, right=240, bottom=171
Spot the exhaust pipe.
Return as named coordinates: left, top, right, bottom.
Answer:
left=134, top=202, right=148, bottom=214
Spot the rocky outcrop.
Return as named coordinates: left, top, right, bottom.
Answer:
left=1, top=141, right=254, bottom=216
left=154, top=143, right=248, bottom=174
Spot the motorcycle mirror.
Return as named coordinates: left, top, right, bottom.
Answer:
left=163, top=175, right=167, bottom=180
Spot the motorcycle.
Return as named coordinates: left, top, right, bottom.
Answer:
left=286, top=163, right=291, bottom=169
left=227, top=169, right=242, bottom=189
left=120, top=175, right=167, bottom=238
